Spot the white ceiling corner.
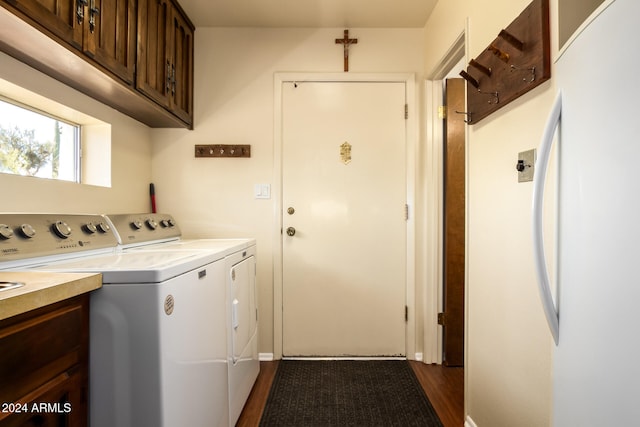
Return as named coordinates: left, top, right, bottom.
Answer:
left=178, top=0, right=438, bottom=28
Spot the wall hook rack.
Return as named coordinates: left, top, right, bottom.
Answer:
left=194, top=144, right=251, bottom=158
left=460, top=0, right=551, bottom=124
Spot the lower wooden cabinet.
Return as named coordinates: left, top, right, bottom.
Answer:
left=0, top=295, right=89, bottom=427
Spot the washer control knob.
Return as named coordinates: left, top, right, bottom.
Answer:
left=146, top=219, right=158, bottom=230
left=168, top=219, right=176, bottom=227
left=84, top=222, right=98, bottom=234
left=160, top=219, right=170, bottom=228
left=131, top=220, right=143, bottom=230
left=96, top=222, right=111, bottom=233
left=0, top=224, right=13, bottom=239
left=20, top=224, right=36, bottom=238
left=53, top=221, right=72, bottom=239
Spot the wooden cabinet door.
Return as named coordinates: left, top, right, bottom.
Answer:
left=83, top=0, right=137, bottom=84
left=3, top=0, right=83, bottom=48
left=442, top=78, right=466, bottom=367
left=167, top=4, right=193, bottom=125
left=136, top=0, right=171, bottom=108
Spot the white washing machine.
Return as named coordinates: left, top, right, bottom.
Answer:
left=105, top=213, right=259, bottom=427
left=0, top=213, right=230, bottom=427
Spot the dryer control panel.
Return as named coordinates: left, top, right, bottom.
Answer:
left=105, top=213, right=181, bottom=247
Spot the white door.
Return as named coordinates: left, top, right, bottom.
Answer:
left=282, top=81, right=407, bottom=357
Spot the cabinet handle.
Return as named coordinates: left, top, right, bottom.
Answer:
left=166, top=61, right=172, bottom=94
left=89, top=0, right=100, bottom=33
left=171, top=63, right=176, bottom=96
left=76, top=0, right=88, bottom=24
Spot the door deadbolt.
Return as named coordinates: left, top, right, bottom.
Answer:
left=287, top=207, right=295, bottom=215
left=286, top=227, right=296, bottom=236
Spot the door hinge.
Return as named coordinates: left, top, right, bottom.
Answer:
left=404, top=104, right=409, bottom=120
left=404, top=204, right=409, bottom=221
left=405, top=305, right=408, bottom=322
left=437, top=312, right=446, bottom=325
left=438, top=105, right=446, bottom=119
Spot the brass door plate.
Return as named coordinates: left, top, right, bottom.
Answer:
left=195, top=144, right=251, bottom=158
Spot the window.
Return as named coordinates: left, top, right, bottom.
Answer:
left=0, top=97, right=80, bottom=182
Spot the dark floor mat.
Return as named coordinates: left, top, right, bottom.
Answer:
left=259, top=360, right=444, bottom=427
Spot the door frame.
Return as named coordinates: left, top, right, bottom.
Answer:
left=273, top=72, right=417, bottom=360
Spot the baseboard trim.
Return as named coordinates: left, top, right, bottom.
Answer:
left=465, top=415, right=478, bottom=427
left=281, top=356, right=407, bottom=361
left=259, top=353, right=274, bottom=361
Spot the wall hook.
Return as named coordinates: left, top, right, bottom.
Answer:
left=478, top=90, right=500, bottom=104
left=510, top=65, right=536, bottom=82
left=469, top=59, right=492, bottom=76
left=487, top=44, right=510, bottom=62
left=459, top=70, right=479, bottom=89
left=499, top=29, right=524, bottom=50
left=455, top=110, right=472, bottom=124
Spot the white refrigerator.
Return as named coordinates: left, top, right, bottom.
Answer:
left=533, top=0, right=640, bottom=425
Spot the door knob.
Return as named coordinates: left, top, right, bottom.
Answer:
left=286, top=227, right=296, bottom=236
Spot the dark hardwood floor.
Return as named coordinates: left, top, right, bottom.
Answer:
left=236, top=360, right=464, bottom=427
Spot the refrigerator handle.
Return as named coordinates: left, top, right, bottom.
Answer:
left=532, top=91, right=561, bottom=345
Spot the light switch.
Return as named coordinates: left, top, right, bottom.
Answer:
left=254, top=184, right=271, bottom=199
left=517, top=149, right=536, bottom=183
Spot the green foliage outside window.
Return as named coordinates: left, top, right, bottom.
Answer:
left=0, top=98, right=78, bottom=182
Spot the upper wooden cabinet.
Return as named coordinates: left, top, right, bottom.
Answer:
left=137, top=0, right=193, bottom=124
left=85, top=0, right=137, bottom=85
left=2, top=0, right=83, bottom=48
left=0, top=0, right=193, bottom=128
left=4, top=0, right=137, bottom=85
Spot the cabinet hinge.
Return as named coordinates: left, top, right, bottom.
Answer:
left=437, top=312, right=446, bottom=325
left=405, top=305, right=409, bottom=322
left=438, top=105, right=447, bottom=119
left=404, top=104, right=409, bottom=119
left=404, top=204, right=409, bottom=221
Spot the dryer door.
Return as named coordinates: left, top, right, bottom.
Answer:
left=228, top=252, right=256, bottom=363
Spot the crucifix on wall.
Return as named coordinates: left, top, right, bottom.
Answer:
left=335, top=29, right=358, bottom=72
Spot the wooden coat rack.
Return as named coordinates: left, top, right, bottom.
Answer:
left=459, top=0, right=551, bottom=124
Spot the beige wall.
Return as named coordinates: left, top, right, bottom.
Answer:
left=423, top=1, right=556, bottom=426
left=0, top=52, right=152, bottom=214
left=150, top=27, right=425, bottom=355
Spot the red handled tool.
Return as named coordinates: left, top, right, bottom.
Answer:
left=150, top=183, right=157, bottom=213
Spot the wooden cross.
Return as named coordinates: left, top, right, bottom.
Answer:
left=335, top=29, right=358, bottom=72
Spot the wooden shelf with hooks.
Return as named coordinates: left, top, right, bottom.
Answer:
left=460, top=0, right=551, bottom=124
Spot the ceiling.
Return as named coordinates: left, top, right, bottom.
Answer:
left=177, top=0, right=438, bottom=28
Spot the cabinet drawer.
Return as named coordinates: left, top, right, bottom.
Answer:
left=0, top=296, right=88, bottom=405
left=0, top=369, right=84, bottom=427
